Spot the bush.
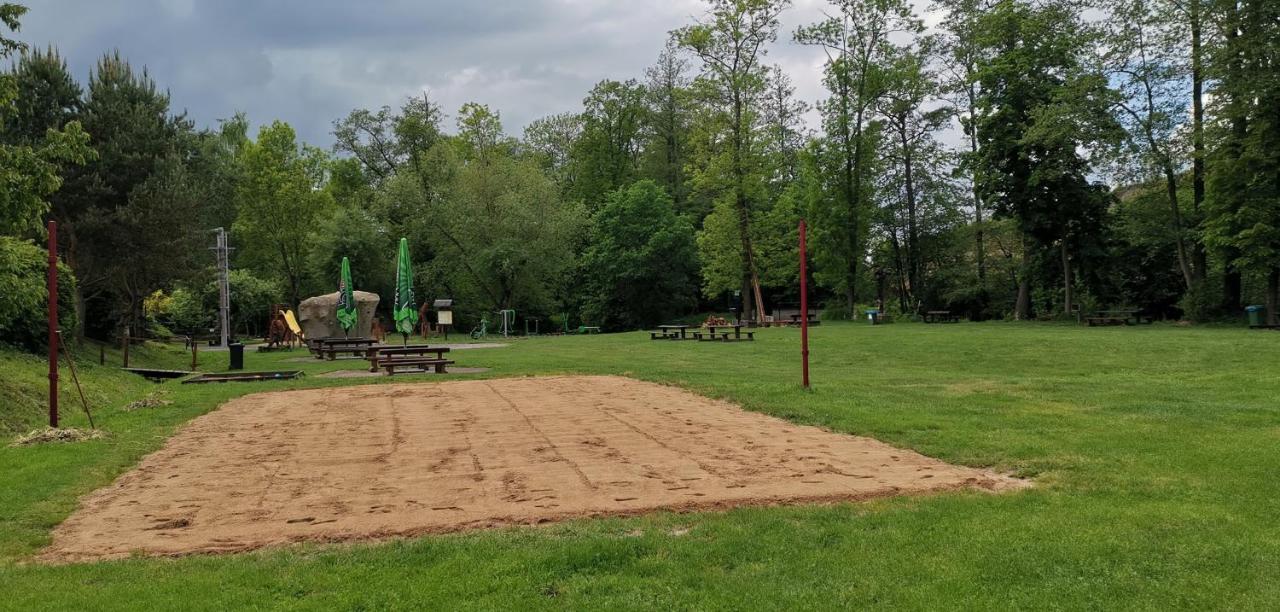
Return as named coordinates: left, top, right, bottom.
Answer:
left=0, top=236, right=78, bottom=351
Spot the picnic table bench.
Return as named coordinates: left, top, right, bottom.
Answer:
left=1086, top=310, right=1152, bottom=326
left=923, top=310, right=961, bottom=323
left=310, top=337, right=376, bottom=360
left=367, top=345, right=453, bottom=374
left=651, top=324, right=692, bottom=340
left=366, top=343, right=450, bottom=373
left=787, top=313, right=820, bottom=326
left=694, top=324, right=754, bottom=342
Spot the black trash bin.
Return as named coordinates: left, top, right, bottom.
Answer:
left=228, top=342, right=244, bottom=370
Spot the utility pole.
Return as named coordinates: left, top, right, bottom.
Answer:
left=210, top=228, right=233, bottom=347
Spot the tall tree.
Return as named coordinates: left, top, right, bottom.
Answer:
left=1101, top=0, right=1198, bottom=292
left=571, top=79, right=646, bottom=210
left=581, top=180, right=699, bottom=329
left=523, top=111, right=582, bottom=197
left=0, top=33, right=91, bottom=236
left=640, top=43, right=693, bottom=213
left=1205, top=0, right=1280, bottom=323
left=233, top=121, right=332, bottom=306
left=675, top=0, right=789, bottom=321
left=332, top=93, right=443, bottom=183
left=933, top=0, right=993, bottom=294
left=50, top=51, right=189, bottom=335
left=797, top=0, right=920, bottom=314
left=875, top=44, right=951, bottom=309
left=974, top=0, right=1119, bottom=318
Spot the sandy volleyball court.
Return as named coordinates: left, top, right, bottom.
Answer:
left=43, top=376, right=1024, bottom=562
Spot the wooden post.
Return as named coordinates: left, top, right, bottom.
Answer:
left=191, top=338, right=198, bottom=370
left=48, top=220, right=59, bottom=428
left=799, top=219, right=810, bottom=390
left=122, top=331, right=130, bottom=369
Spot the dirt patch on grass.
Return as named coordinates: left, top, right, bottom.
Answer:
left=41, top=376, right=1025, bottom=563
left=12, top=427, right=103, bottom=446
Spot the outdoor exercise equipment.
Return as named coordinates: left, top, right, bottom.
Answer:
left=498, top=309, right=515, bottom=338
left=470, top=317, right=488, bottom=340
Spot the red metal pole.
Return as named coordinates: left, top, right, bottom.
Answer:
left=799, top=219, right=810, bottom=389
left=48, top=220, right=59, bottom=428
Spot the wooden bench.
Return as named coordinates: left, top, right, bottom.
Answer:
left=923, top=310, right=960, bottom=324
left=1091, top=310, right=1153, bottom=326
left=312, top=337, right=376, bottom=360
left=1087, top=316, right=1129, bottom=327
left=381, top=356, right=454, bottom=375
left=367, top=345, right=451, bottom=372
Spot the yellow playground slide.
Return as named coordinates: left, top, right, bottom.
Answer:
left=284, top=310, right=304, bottom=339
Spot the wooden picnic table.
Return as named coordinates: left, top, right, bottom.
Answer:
left=311, top=337, right=376, bottom=360
left=1087, top=310, right=1152, bottom=326
left=923, top=310, right=960, bottom=324
left=698, top=324, right=754, bottom=342
left=366, top=344, right=452, bottom=372
left=787, top=313, right=820, bottom=326
left=652, top=324, right=692, bottom=340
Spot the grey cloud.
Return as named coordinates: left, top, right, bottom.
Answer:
left=21, top=0, right=936, bottom=147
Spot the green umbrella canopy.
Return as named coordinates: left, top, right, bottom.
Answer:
left=336, top=256, right=357, bottom=333
left=393, top=238, right=419, bottom=337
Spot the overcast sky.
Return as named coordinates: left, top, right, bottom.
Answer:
left=16, top=0, right=939, bottom=148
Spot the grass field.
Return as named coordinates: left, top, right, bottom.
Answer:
left=1, top=323, right=1278, bottom=609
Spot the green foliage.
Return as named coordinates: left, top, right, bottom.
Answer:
left=233, top=120, right=333, bottom=306
left=580, top=180, right=699, bottom=329
left=570, top=79, right=646, bottom=211
left=307, top=206, right=392, bottom=302
left=0, top=236, right=76, bottom=351
left=0, top=24, right=92, bottom=236
left=164, top=286, right=209, bottom=334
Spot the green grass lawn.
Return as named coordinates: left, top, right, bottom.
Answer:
left=1, top=323, right=1278, bottom=609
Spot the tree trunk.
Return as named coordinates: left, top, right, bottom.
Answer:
left=967, top=85, right=986, bottom=286
left=1060, top=241, right=1073, bottom=316
left=731, top=89, right=760, bottom=322
left=1219, top=4, right=1246, bottom=316
left=1162, top=165, right=1194, bottom=289
left=1190, top=0, right=1207, bottom=283
left=1268, top=268, right=1280, bottom=327
left=1015, top=236, right=1031, bottom=320
left=901, top=118, right=920, bottom=302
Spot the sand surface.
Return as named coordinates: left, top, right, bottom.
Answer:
left=43, top=376, right=1024, bottom=562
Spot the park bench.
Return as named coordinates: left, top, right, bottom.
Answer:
left=366, top=345, right=451, bottom=372
left=923, top=310, right=960, bottom=323
left=1086, top=310, right=1152, bottom=326
left=373, top=346, right=454, bottom=375
left=653, top=324, right=692, bottom=340
left=311, top=337, right=376, bottom=360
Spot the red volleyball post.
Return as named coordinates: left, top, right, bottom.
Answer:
left=799, top=219, right=810, bottom=389
left=48, top=220, right=59, bottom=428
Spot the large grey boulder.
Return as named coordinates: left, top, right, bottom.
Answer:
left=297, top=291, right=380, bottom=339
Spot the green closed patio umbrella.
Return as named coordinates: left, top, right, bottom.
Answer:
left=393, top=238, right=418, bottom=346
left=336, top=256, right=357, bottom=338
